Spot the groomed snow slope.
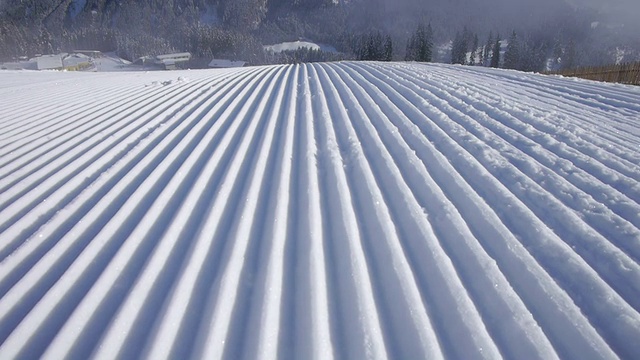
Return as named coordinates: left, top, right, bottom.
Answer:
left=1, top=62, right=640, bottom=359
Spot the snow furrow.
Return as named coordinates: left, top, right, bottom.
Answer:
left=390, top=63, right=640, bottom=187
left=429, top=64, right=640, bottom=151
left=1, top=62, right=639, bottom=359
left=307, top=63, right=388, bottom=359
left=0, top=66, right=276, bottom=358
left=0, top=67, right=266, bottom=259
left=175, top=65, right=290, bottom=359
left=0, top=84, right=135, bottom=148
left=345, top=62, right=621, bottom=359
left=445, top=68, right=640, bottom=167
left=0, top=75, right=214, bottom=188
left=379, top=65, right=640, bottom=261
left=0, top=73, right=116, bottom=129
left=336, top=62, right=559, bottom=359
left=364, top=64, right=640, bottom=286
left=371, top=65, right=640, bottom=311
left=441, top=64, right=640, bottom=116
left=349, top=62, right=640, bottom=358
left=319, top=63, right=448, bottom=359
left=280, top=64, right=334, bottom=359
left=236, top=64, right=298, bottom=360
left=0, top=67, right=266, bottom=299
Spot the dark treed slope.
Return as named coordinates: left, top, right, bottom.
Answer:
left=0, top=0, right=638, bottom=66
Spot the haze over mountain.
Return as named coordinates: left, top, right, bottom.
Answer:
left=0, top=0, right=638, bottom=66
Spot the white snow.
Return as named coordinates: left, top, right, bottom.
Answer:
left=264, top=41, right=337, bottom=53
left=0, top=62, right=639, bottom=359
left=91, top=53, right=139, bottom=72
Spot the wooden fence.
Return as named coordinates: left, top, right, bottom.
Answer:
left=545, top=62, right=640, bottom=85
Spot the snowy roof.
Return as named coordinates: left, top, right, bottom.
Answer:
left=0, top=62, right=639, bottom=359
left=65, top=53, right=91, bottom=59
left=36, top=54, right=64, bottom=70
left=155, top=52, right=191, bottom=61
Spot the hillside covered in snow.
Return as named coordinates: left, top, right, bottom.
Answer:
left=0, top=62, right=640, bottom=359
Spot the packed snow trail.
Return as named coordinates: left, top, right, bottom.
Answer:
left=0, top=62, right=639, bottom=359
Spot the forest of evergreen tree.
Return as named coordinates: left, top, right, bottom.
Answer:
left=0, top=0, right=638, bottom=70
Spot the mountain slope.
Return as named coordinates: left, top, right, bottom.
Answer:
left=0, top=62, right=639, bottom=359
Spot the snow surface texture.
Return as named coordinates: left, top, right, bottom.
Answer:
left=0, top=62, right=640, bottom=359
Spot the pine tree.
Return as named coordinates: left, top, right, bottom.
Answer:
left=490, top=35, right=501, bottom=68
left=504, top=31, right=519, bottom=69
left=484, top=31, right=493, bottom=66
left=358, top=31, right=389, bottom=61
left=469, top=34, right=479, bottom=65
left=451, top=31, right=463, bottom=64
left=424, top=23, right=433, bottom=62
left=383, top=35, right=393, bottom=61
left=451, top=27, right=473, bottom=65
left=373, top=32, right=383, bottom=60
left=405, top=23, right=432, bottom=62
left=416, top=23, right=432, bottom=62
left=405, top=33, right=417, bottom=61
left=461, top=27, right=471, bottom=64
left=552, top=38, right=563, bottom=70
left=562, top=39, right=577, bottom=70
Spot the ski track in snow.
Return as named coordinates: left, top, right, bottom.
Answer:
left=0, top=62, right=639, bottom=359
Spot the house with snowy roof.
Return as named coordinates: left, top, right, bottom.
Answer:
left=36, top=54, right=64, bottom=70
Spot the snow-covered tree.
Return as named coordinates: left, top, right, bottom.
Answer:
left=490, top=35, right=501, bottom=68
left=469, top=34, right=479, bottom=65
left=451, top=31, right=465, bottom=64
left=483, top=31, right=494, bottom=66
left=503, top=31, right=520, bottom=69
left=384, top=35, right=393, bottom=61
left=562, top=39, right=577, bottom=70
left=405, top=23, right=433, bottom=62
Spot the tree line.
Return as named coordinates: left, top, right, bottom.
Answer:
left=450, top=28, right=583, bottom=72
left=0, top=1, right=632, bottom=70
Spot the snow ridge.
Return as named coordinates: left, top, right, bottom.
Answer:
left=0, top=63, right=639, bottom=359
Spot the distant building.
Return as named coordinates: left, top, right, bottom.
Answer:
left=73, top=50, right=103, bottom=58
left=63, top=54, right=92, bottom=70
left=1, top=62, right=25, bottom=70
left=133, top=56, right=153, bottom=66
left=36, top=54, right=64, bottom=70
left=208, top=59, right=246, bottom=68
left=155, top=53, right=191, bottom=70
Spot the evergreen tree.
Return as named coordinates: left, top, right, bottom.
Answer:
left=405, top=33, right=417, bottom=61
left=469, top=34, right=479, bottom=65
left=417, top=23, right=433, bottom=62
left=552, top=38, right=563, bottom=70
left=451, top=31, right=464, bottom=64
left=405, top=23, right=432, bottom=62
left=484, top=31, right=494, bottom=66
left=451, top=27, right=473, bottom=65
left=461, top=27, right=472, bottom=64
left=372, top=32, right=383, bottom=60
left=358, top=31, right=389, bottom=61
left=383, top=35, right=393, bottom=61
left=490, top=35, right=501, bottom=68
left=504, top=31, right=520, bottom=69
left=562, top=39, right=577, bottom=70
left=522, top=39, right=544, bottom=72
